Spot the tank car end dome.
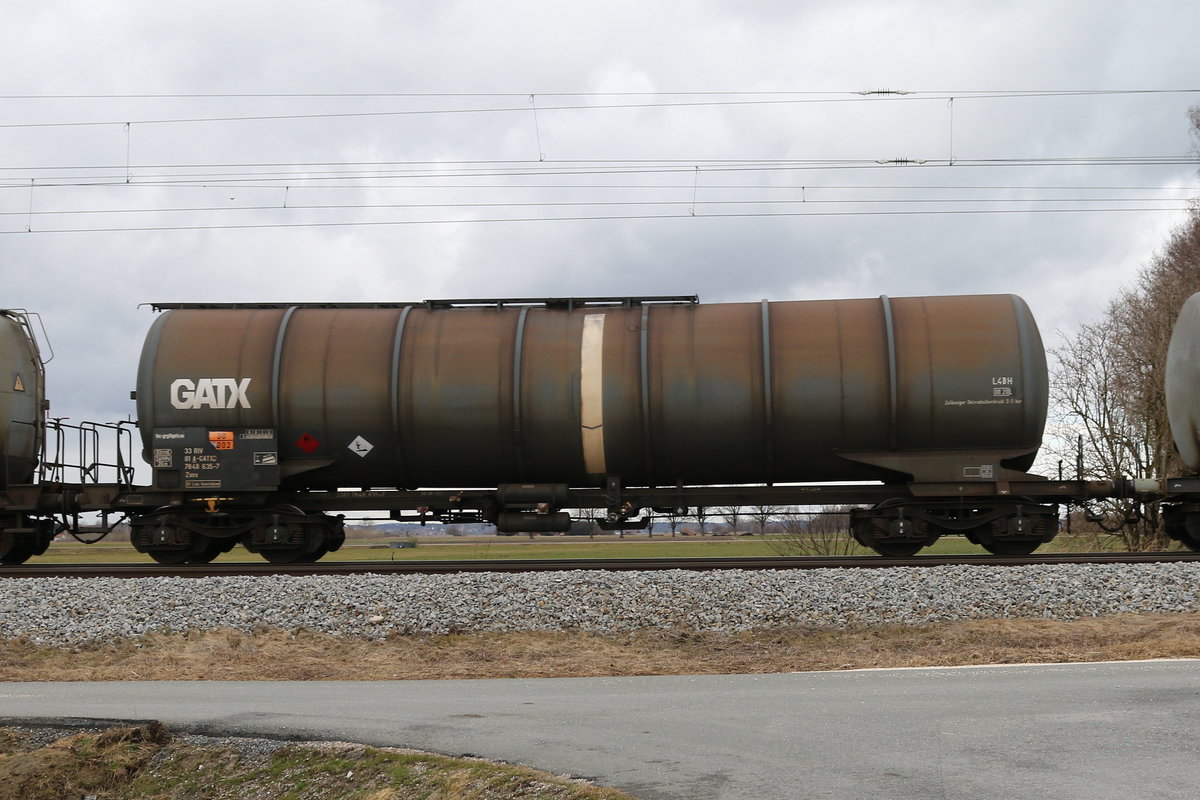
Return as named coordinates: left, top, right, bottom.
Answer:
left=1167, top=292, right=1200, bottom=472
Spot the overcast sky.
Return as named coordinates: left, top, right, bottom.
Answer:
left=2, top=0, right=1198, bottom=427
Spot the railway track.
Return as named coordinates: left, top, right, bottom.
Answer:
left=6, top=551, right=1200, bottom=578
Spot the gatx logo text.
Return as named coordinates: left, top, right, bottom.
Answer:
left=170, top=378, right=252, bottom=410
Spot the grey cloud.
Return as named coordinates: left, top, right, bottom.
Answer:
left=0, top=0, right=1197, bottom=426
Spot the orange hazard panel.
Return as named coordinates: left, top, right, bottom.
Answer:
left=209, top=430, right=235, bottom=450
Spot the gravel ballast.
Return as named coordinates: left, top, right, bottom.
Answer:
left=3, top=563, right=1199, bottom=646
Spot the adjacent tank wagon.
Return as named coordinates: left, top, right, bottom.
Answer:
left=0, top=310, right=44, bottom=484
left=1164, top=291, right=1200, bottom=549
left=0, top=310, right=54, bottom=563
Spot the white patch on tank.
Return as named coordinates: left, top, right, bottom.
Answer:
left=348, top=435, right=374, bottom=457
left=580, top=313, right=606, bottom=475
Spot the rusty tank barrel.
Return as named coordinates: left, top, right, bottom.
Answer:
left=135, top=294, right=1048, bottom=490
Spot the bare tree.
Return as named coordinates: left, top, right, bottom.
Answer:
left=663, top=506, right=688, bottom=537
left=1045, top=106, right=1200, bottom=549
left=1109, top=211, right=1200, bottom=480
left=718, top=506, right=743, bottom=536
left=1046, top=317, right=1164, bottom=549
left=768, top=505, right=858, bottom=555
left=746, top=505, right=782, bottom=535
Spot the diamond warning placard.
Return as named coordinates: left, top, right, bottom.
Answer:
left=348, top=435, right=374, bottom=457
left=295, top=433, right=321, bottom=454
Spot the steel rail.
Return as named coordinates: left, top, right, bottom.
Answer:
left=4, top=551, right=1200, bottom=579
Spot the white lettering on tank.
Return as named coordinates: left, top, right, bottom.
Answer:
left=170, top=378, right=252, bottom=410
left=195, top=380, right=218, bottom=407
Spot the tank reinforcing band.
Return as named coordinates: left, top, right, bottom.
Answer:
left=879, top=294, right=900, bottom=452
left=389, top=304, right=415, bottom=490
left=761, top=298, right=776, bottom=485
left=512, top=305, right=531, bottom=480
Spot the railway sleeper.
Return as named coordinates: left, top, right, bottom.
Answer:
left=851, top=501, right=1060, bottom=557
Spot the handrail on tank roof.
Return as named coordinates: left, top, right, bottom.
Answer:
left=143, top=296, right=700, bottom=312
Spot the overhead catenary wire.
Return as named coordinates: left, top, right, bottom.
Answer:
left=1, top=158, right=1193, bottom=231
left=2, top=205, right=1193, bottom=236
left=2, top=88, right=1199, bottom=129
left=3, top=89, right=1199, bottom=99
left=2, top=179, right=1188, bottom=190
left=3, top=155, right=1193, bottom=171
left=1, top=87, right=1199, bottom=125
left=1, top=88, right=1195, bottom=235
left=1, top=156, right=1197, bottom=190
left=1, top=196, right=1191, bottom=218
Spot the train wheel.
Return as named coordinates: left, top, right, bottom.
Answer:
left=979, top=538, right=1042, bottom=556
left=147, top=548, right=196, bottom=565
left=868, top=541, right=924, bottom=557
left=249, top=508, right=341, bottom=564
left=145, top=533, right=221, bottom=565
left=0, top=536, right=35, bottom=565
left=186, top=537, right=229, bottom=564
left=1168, top=509, right=1200, bottom=551
left=294, top=544, right=330, bottom=563
left=970, top=506, right=1056, bottom=556
left=1178, top=529, right=1200, bottom=551
left=260, top=546, right=309, bottom=564
left=851, top=505, right=935, bottom=556
left=1162, top=506, right=1191, bottom=548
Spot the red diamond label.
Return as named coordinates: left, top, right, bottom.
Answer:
left=295, top=433, right=321, bottom=454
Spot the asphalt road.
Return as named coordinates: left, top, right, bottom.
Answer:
left=4, top=660, right=1199, bottom=799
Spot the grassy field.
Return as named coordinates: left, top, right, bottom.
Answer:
left=26, top=534, right=787, bottom=564
left=20, top=529, right=1150, bottom=564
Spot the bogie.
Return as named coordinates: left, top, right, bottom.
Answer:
left=851, top=501, right=1058, bottom=557
left=0, top=518, right=55, bottom=565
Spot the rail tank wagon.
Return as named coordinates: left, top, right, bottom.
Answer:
left=119, top=293, right=1068, bottom=560
left=1167, top=292, right=1200, bottom=474
left=0, top=311, right=44, bottom=486
left=1164, top=291, right=1200, bottom=548
left=6, top=292, right=1154, bottom=564
left=0, top=309, right=53, bottom=564
left=136, top=294, right=1048, bottom=492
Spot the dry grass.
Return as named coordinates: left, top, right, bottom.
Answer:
left=0, top=724, right=633, bottom=800
left=0, top=723, right=171, bottom=800
left=4, top=614, right=1200, bottom=681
